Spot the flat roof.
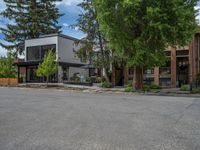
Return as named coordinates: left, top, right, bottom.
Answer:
left=25, top=33, right=81, bottom=41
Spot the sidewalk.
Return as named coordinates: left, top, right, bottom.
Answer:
left=3, top=83, right=200, bottom=97
left=17, top=83, right=125, bottom=92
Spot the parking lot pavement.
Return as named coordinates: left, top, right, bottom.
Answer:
left=0, top=87, right=200, bottom=150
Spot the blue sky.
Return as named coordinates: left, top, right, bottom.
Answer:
left=0, top=0, right=84, bottom=56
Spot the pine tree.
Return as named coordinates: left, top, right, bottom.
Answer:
left=0, top=0, right=62, bottom=55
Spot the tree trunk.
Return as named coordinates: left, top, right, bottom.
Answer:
left=97, top=31, right=110, bottom=82
left=133, top=66, right=143, bottom=90
left=104, top=68, right=110, bottom=82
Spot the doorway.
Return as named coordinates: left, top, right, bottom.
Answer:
left=176, top=57, right=189, bottom=87
left=115, top=68, right=124, bottom=86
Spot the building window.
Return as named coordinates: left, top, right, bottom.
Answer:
left=176, top=50, right=189, bottom=57
left=41, top=45, right=56, bottom=59
left=27, top=46, right=40, bottom=61
left=159, top=60, right=171, bottom=75
left=27, top=44, right=56, bottom=61
left=143, top=78, right=154, bottom=85
left=159, top=67, right=171, bottom=75
left=144, top=68, right=154, bottom=74
left=159, top=78, right=171, bottom=87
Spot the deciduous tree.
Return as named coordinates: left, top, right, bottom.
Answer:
left=75, top=0, right=111, bottom=82
left=0, top=53, right=16, bottom=78
left=36, top=50, right=57, bottom=83
left=95, top=0, right=198, bottom=89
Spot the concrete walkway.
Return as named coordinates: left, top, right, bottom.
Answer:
left=6, top=83, right=200, bottom=97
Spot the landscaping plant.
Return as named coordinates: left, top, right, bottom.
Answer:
left=95, top=0, right=198, bottom=89
left=36, top=50, right=57, bottom=84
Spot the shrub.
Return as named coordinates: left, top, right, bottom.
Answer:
left=101, top=76, right=106, bottom=82
left=150, top=84, right=161, bottom=89
left=142, top=84, right=151, bottom=91
left=180, top=84, right=190, bottom=91
left=70, top=73, right=80, bottom=82
left=196, top=72, right=200, bottom=82
left=85, top=77, right=92, bottom=83
left=96, top=77, right=102, bottom=83
left=124, top=86, right=135, bottom=92
left=124, top=80, right=132, bottom=88
left=192, top=87, right=200, bottom=94
left=101, top=81, right=112, bottom=88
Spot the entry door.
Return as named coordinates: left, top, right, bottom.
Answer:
left=115, top=68, right=124, bottom=86
left=27, top=67, right=39, bottom=82
left=176, top=57, right=189, bottom=87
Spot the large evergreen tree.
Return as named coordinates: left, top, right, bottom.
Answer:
left=0, top=0, right=62, bottom=55
left=95, top=0, right=198, bottom=89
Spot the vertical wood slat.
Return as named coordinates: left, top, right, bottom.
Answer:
left=0, top=78, right=18, bottom=85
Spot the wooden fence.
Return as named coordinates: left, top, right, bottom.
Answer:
left=0, top=78, right=18, bottom=85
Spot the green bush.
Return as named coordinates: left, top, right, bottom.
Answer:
left=0, top=54, right=16, bottom=78
left=142, top=84, right=151, bottom=91
left=196, top=72, right=200, bottom=82
left=150, top=84, right=161, bottom=89
left=70, top=73, right=80, bottom=82
left=180, top=84, right=190, bottom=91
left=124, top=86, right=135, bottom=92
left=141, top=84, right=161, bottom=91
left=124, top=80, right=132, bottom=88
left=85, top=77, right=92, bottom=83
left=192, top=87, right=200, bottom=94
left=96, top=77, right=102, bottom=83
left=101, top=81, right=112, bottom=88
left=101, top=76, right=106, bottom=82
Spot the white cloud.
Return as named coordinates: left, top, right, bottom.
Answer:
left=56, top=0, right=83, bottom=6
left=195, top=6, right=200, bottom=24
left=74, top=26, right=79, bottom=31
left=0, top=1, right=5, bottom=12
left=63, top=23, right=69, bottom=27
left=0, top=39, right=7, bottom=57
left=0, top=46, right=7, bottom=57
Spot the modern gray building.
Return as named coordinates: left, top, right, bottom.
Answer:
left=16, top=33, right=89, bottom=83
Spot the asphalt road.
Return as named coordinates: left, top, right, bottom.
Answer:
left=0, top=87, right=200, bottom=150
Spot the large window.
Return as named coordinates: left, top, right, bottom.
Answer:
left=159, top=78, right=171, bottom=87
left=143, top=68, right=154, bottom=74
left=27, top=46, right=40, bottom=61
left=41, top=45, right=56, bottom=59
left=159, top=60, right=171, bottom=77
left=27, top=44, right=56, bottom=61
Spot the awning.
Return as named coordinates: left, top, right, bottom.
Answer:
left=15, top=61, right=41, bottom=67
left=80, top=64, right=95, bottom=69
left=15, top=61, right=88, bottom=68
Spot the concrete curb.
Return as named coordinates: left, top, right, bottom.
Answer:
left=1, top=84, right=200, bottom=98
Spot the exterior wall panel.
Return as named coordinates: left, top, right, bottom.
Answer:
left=58, top=36, right=85, bottom=64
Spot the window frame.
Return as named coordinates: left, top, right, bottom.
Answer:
left=26, top=44, right=56, bottom=61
